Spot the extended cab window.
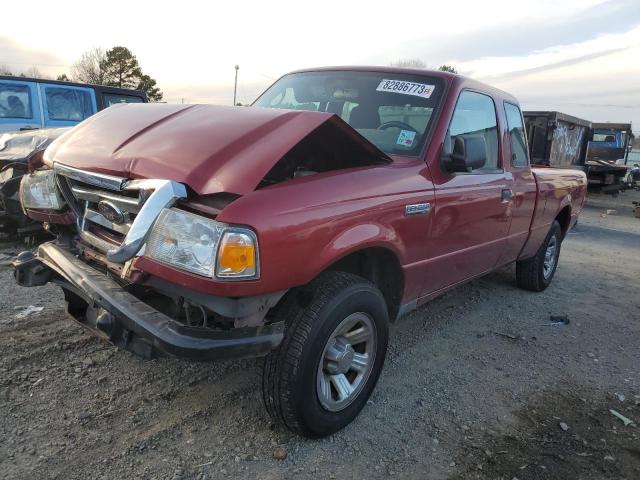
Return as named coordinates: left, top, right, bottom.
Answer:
left=103, top=93, right=144, bottom=107
left=45, top=87, right=93, bottom=121
left=504, top=102, right=529, bottom=167
left=0, top=83, right=31, bottom=119
left=446, top=91, right=499, bottom=172
left=254, top=71, right=444, bottom=156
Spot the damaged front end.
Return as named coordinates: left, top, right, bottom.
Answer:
left=13, top=245, right=284, bottom=360
left=0, top=128, right=68, bottom=240
left=14, top=104, right=389, bottom=361
left=15, top=163, right=286, bottom=360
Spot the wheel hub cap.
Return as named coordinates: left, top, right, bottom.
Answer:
left=316, top=312, right=377, bottom=412
left=324, top=342, right=355, bottom=375
left=543, top=236, right=557, bottom=279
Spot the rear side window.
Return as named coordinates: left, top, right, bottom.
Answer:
left=0, top=83, right=31, bottom=119
left=446, top=91, right=499, bottom=171
left=45, top=87, right=93, bottom=121
left=504, top=102, right=529, bottom=167
left=103, top=93, right=144, bottom=107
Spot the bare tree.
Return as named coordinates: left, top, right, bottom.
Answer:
left=0, top=64, right=13, bottom=75
left=71, top=47, right=106, bottom=84
left=391, top=59, right=427, bottom=68
left=24, top=66, right=46, bottom=78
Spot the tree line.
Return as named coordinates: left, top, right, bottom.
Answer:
left=1, top=46, right=163, bottom=102
left=391, top=59, right=458, bottom=73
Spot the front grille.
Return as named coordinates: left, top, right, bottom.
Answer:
left=54, top=165, right=143, bottom=254
left=53, top=163, right=187, bottom=263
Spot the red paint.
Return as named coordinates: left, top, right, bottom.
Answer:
left=44, top=104, right=387, bottom=195
left=39, top=68, right=587, bottom=309
left=25, top=209, right=75, bottom=225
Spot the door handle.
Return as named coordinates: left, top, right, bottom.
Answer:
left=501, top=189, right=514, bottom=202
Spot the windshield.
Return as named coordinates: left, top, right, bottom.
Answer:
left=253, top=71, right=444, bottom=156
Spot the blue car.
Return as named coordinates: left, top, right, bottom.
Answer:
left=0, top=76, right=148, bottom=132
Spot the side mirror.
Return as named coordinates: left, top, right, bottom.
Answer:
left=442, top=135, right=487, bottom=173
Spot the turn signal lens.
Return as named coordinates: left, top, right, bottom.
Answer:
left=216, top=231, right=258, bottom=278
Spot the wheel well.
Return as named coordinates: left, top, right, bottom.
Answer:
left=556, top=206, right=571, bottom=237
left=325, top=247, right=404, bottom=321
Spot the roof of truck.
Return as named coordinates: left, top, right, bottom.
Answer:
left=282, top=66, right=519, bottom=103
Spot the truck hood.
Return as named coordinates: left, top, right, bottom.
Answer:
left=44, top=103, right=390, bottom=195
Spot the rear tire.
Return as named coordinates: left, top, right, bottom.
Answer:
left=516, top=220, right=562, bottom=292
left=262, top=271, right=389, bottom=438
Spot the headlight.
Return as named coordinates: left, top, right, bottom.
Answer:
left=145, top=208, right=259, bottom=279
left=19, top=170, right=65, bottom=210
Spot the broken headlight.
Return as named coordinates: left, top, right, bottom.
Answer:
left=145, top=208, right=258, bottom=279
left=19, top=169, right=65, bottom=210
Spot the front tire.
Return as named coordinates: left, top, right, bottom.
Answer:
left=262, top=271, right=389, bottom=438
left=516, top=220, right=562, bottom=291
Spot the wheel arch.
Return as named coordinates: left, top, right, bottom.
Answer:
left=322, top=246, right=404, bottom=321
left=555, top=205, right=571, bottom=238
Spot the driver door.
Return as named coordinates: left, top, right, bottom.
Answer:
left=422, top=90, right=512, bottom=295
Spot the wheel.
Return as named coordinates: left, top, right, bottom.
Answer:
left=516, top=220, right=562, bottom=292
left=262, top=271, right=389, bottom=437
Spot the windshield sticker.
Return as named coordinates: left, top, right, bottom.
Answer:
left=376, top=79, right=435, bottom=99
left=397, top=130, right=417, bottom=147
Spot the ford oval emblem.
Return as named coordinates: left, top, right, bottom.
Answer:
left=98, top=200, right=125, bottom=225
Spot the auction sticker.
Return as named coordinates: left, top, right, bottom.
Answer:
left=376, top=79, right=435, bottom=98
left=397, top=129, right=417, bottom=147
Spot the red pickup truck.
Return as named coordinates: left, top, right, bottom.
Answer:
left=14, top=67, right=587, bottom=437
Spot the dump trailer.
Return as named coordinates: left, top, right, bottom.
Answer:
left=584, top=122, right=633, bottom=192
left=524, top=112, right=632, bottom=193
left=524, top=111, right=591, bottom=167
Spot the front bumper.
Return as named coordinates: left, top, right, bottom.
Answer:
left=13, top=242, right=284, bottom=361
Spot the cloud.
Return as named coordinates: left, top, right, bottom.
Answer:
left=162, top=79, right=271, bottom=106
left=376, top=0, right=640, bottom=64
left=0, top=36, right=69, bottom=76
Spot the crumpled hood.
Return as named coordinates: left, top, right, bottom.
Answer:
left=44, top=103, right=389, bottom=195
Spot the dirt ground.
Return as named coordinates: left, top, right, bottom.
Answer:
left=1, top=190, right=639, bottom=480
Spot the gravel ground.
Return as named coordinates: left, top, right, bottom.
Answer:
left=1, top=190, right=639, bottom=480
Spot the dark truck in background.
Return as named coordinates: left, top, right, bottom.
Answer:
left=524, top=111, right=634, bottom=193
left=0, top=78, right=148, bottom=239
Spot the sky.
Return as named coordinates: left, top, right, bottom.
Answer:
left=2, top=0, right=639, bottom=132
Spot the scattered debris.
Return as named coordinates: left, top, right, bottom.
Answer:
left=0, top=253, right=16, bottom=267
left=609, top=409, right=636, bottom=427
left=559, top=422, right=569, bottom=431
left=493, top=332, right=521, bottom=340
left=615, top=393, right=626, bottom=402
left=14, top=306, right=44, bottom=319
left=31, top=378, right=43, bottom=387
left=273, top=447, right=287, bottom=460
left=542, top=315, right=570, bottom=326
left=606, top=209, right=617, bottom=215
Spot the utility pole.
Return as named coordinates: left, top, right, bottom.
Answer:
left=233, top=65, right=239, bottom=106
